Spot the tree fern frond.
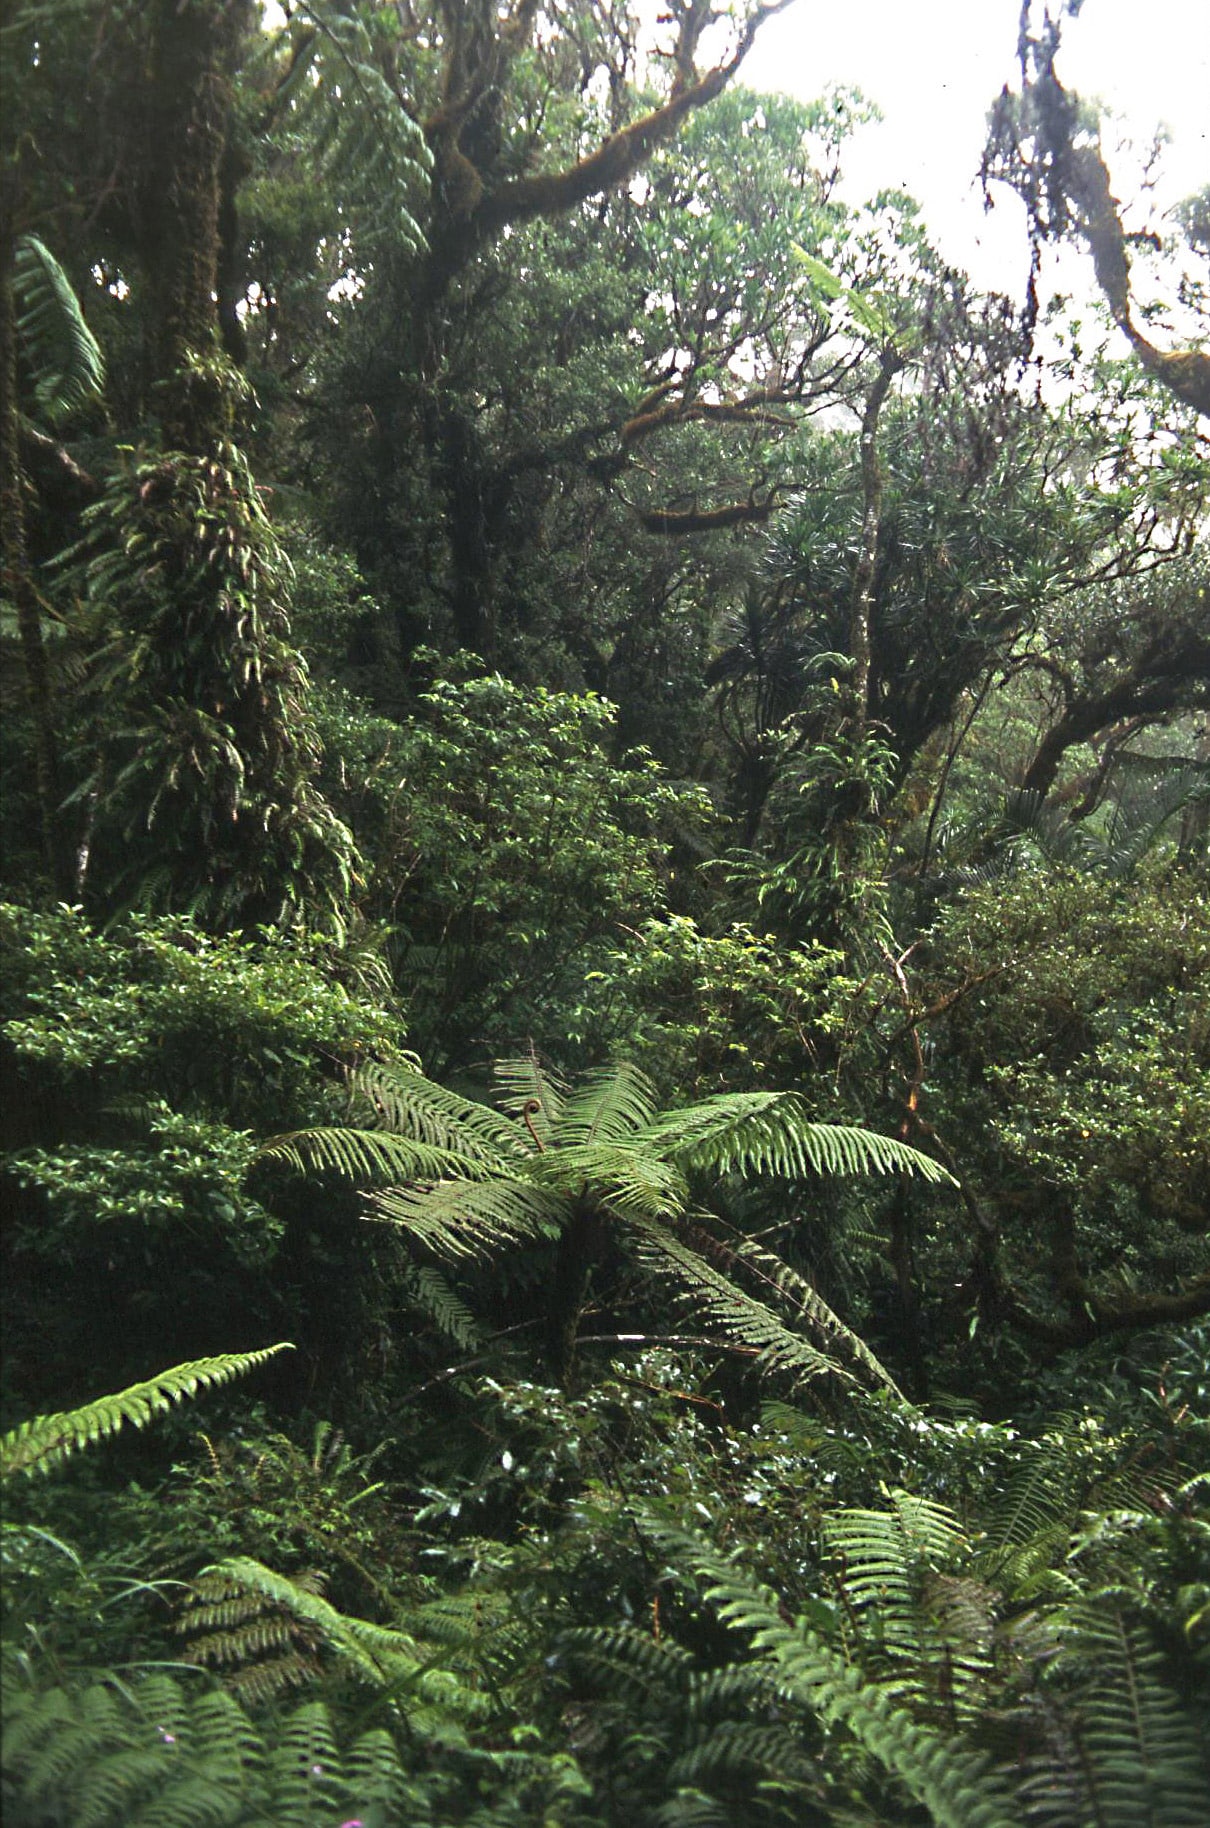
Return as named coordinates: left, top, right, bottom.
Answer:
left=350, top=1062, right=520, bottom=1161
left=370, top=1175, right=566, bottom=1260
left=408, top=1265, right=483, bottom=1349
left=494, top=1051, right=568, bottom=1143
left=257, top=1125, right=487, bottom=1184
left=557, top=1061, right=660, bottom=1145
left=640, top=1093, right=954, bottom=1186
left=13, top=234, right=105, bottom=425
left=626, top=1219, right=856, bottom=1386
left=546, top=1141, right=687, bottom=1219
left=728, top=1236, right=901, bottom=1395
left=0, top=1347, right=293, bottom=1481
left=646, top=1520, right=1017, bottom=1828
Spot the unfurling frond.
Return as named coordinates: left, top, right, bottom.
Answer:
left=627, top=1217, right=858, bottom=1386
left=494, top=1050, right=568, bottom=1142
left=0, top=1346, right=293, bottom=1481
left=12, top=234, right=105, bottom=425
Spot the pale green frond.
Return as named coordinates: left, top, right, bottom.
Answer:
left=494, top=1051, right=568, bottom=1144
left=369, top=1176, right=564, bottom=1260
left=557, top=1061, right=659, bottom=1145
left=13, top=234, right=105, bottom=425
left=641, top=1093, right=954, bottom=1186
left=407, top=1265, right=483, bottom=1349
left=256, top=1125, right=487, bottom=1184
left=0, top=1346, right=293, bottom=1481
left=199, top=1558, right=421, bottom=1689
left=350, top=1061, right=520, bottom=1162
left=729, top=1237, right=901, bottom=1394
left=626, top=1218, right=856, bottom=1386
left=545, top=1141, right=688, bottom=1220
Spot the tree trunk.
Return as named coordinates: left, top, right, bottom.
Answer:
left=0, top=243, right=71, bottom=896
left=143, top=0, right=252, bottom=449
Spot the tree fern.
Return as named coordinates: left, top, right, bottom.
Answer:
left=264, top=1055, right=950, bottom=1385
left=12, top=234, right=105, bottom=426
left=0, top=1347, right=293, bottom=1482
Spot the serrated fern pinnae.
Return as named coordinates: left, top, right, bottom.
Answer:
left=628, top=1218, right=861, bottom=1386
left=0, top=1346, right=293, bottom=1482
left=728, top=1234, right=902, bottom=1394
left=1057, top=1601, right=1208, bottom=1828
left=647, top=1519, right=1019, bottom=1828
left=12, top=234, right=105, bottom=425
left=0, top=1669, right=406, bottom=1828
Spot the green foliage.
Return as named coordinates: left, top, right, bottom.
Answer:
left=69, top=438, right=359, bottom=934
left=265, top=1053, right=950, bottom=1389
left=1, top=1671, right=408, bottom=1828
left=11, top=234, right=105, bottom=426
left=312, top=669, right=712, bottom=1067
left=0, top=1348, right=292, bottom=1482
left=0, top=902, right=406, bottom=1397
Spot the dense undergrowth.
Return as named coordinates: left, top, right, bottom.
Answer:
left=2, top=0, right=1207, bottom=1821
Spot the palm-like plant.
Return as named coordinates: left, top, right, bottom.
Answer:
left=261, top=1056, right=952, bottom=1389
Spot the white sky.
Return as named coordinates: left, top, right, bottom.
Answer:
left=741, top=0, right=1210, bottom=300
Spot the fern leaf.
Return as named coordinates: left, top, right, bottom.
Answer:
left=627, top=1218, right=856, bottom=1386
left=0, top=1346, right=293, bottom=1481
left=640, top=1093, right=954, bottom=1186
left=557, top=1061, right=660, bottom=1145
left=728, top=1236, right=901, bottom=1394
left=1064, top=1602, right=1209, bottom=1826
left=370, top=1175, right=565, bottom=1260
left=648, top=1521, right=1018, bottom=1828
left=257, top=1125, right=487, bottom=1184
left=494, top=1050, right=568, bottom=1142
left=12, top=234, right=105, bottom=424
left=350, top=1061, right=520, bottom=1161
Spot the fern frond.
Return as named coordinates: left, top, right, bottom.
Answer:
left=729, top=1236, right=901, bottom=1395
left=494, top=1051, right=568, bottom=1142
left=640, top=1093, right=954, bottom=1186
left=647, top=1521, right=1017, bottom=1828
left=257, top=1125, right=486, bottom=1184
left=12, top=234, right=105, bottom=424
left=546, top=1141, right=687, bottom=1220
left=627, top=1218, right=855, bottom=1386
left=350, top=1061, right=520, bottom=1161
left=1061, top=1601, right=1209, bottom=1826
left=370, top=1175, right=565, bottom=1260
left=557, top=1061, right=660, bottom=1145
left=0, top=1346, right=293, bottom=1481
left=408, top=1264, right=483, bottom=1348
left=199, top=1557, right=419, bottom=1689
